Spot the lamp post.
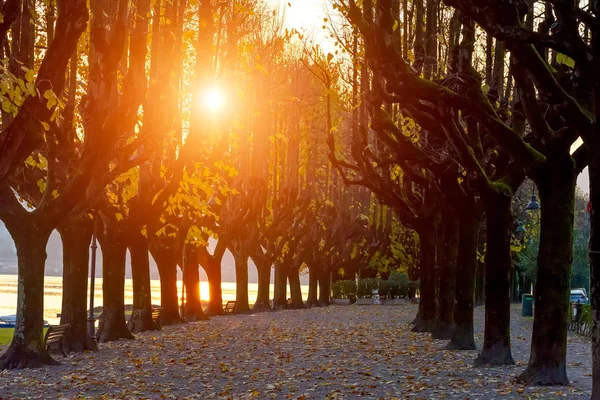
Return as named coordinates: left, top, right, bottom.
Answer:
left=524, top=183, right=540, bottom=295
left=180, top=241, right=187, bottom=320
left=87, top=212, right=99, bottom=339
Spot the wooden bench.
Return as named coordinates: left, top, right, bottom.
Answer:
left=152, top=308, right=162, bottom=329
left=44, top=324, right=70, bottom=357
left=223, top=301, right=236, bottom=315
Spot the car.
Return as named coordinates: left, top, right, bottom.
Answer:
left=570, top=289, right=588, bottom=304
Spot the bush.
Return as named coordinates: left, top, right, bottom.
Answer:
left=389, top=271, right=418, bottom=298
left=331, top=280, right=357, bottom=299
left=357, top=278, right=379, bottom=298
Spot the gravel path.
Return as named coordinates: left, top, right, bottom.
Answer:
left=0, top=303, right=592, bottom=399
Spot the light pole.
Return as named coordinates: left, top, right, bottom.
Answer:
left=87, top=212, right=98, bottom=339
left=525, top=182, right=540, bottom=295
left=180, top=241, right=186, bottom=319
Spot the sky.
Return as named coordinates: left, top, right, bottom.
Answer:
left=272, top=0, right=335, bottom=53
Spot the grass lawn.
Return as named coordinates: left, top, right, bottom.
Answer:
left=0, top=328, right=49, bottom=346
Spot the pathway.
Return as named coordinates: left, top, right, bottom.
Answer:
left=0, top=303, right=592, bottom=399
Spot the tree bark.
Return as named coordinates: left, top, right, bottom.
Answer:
left=519, top=157, right=576, bottom=385
left=273, top=260, right=288, bottom=309
left=288, top=268, right=305, bottom=309
left=233, top=252, right=251, bottom=313
left=0, top=225, right=58, bottom=369
left=446, top=199, right=479, bottom=350
left=202, top=257, right=224, bottom=316
left=432, top=211, right=457, bottom=340
left=97, top=228, right=134, bottom=343
left=150, top=244, right=183, bottom=326
left=412, top=223, right=436, bottom=332
left=58, top=217, right=98, bottom=353
left=184, top=258, right=207, bottom=322
left=318, top=268, right=331, bottom=306
left=589, top=96, right=600, bottom=398
left=474, top=190, right=514, bottom=366
left=128, top=233, right=158, bottom=333
left=306, top=264, right=319, bottom=308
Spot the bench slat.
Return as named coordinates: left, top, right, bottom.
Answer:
left=44, top=323, right=71, bottom=358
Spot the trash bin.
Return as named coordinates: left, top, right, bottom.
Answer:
left=521, top=293, right=533, bottom=317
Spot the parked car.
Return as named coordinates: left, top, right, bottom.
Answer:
left=570, top=289, right=588, bottom=304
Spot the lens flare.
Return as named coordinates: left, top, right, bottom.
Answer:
left=202, top=86, right=225, bottom=114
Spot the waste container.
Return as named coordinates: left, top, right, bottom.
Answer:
left=521, top=293, right=533, bottom=317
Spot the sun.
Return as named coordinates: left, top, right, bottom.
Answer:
left=202, top=86, right=225, bottom=114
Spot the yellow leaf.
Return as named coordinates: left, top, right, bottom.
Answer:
left=115, top=213, right=124, bottom=221
left=51, top=189, right=59, bottom=199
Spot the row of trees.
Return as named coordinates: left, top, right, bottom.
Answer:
left=320, top=0, right=598, bottom=392
left=0, top=0, right=413, bottom=369
left=1, top=0, right=598, bottom=396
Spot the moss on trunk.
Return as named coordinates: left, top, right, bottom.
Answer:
left=0, top=225, right=58, bottom=369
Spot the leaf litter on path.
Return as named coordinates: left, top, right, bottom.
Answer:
left=0, top=304, right=591, bottom=399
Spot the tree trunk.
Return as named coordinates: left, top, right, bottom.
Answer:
left=273, top=260, right=288, bottom=309
left=412, top=223, right=436, bottom=332
left=202, top=258, right=223, bottom=316
left=446, top=199, right=479, bottom=350
left=475, top=252, right=485, bottom=306
left=432, top=212, right=457, bottom=340
left=0, top=225, right=58, bottom=369
left=151, top=245, right=183, bottom=326
left=58, top=217, right=98, bottom=353
left=474, top=190, right=514, bottom=366
left=233, top=252, right=251, bottom=313
left=252, top=256, right=272, bottom=312
left=318, top=268, right=331, bottom=306
left=589, top=99, right=600, bottom=398
left=184, top=260, right=207, bottom=322
left=288, top=268, right=305, bottom=309
left=306, top=264, right=319, bottom=308
left=97, top=230, right=134, bottom=343
left=128, top=234, right=158, bottom=333
left=519, top=158, right=576, bottom=385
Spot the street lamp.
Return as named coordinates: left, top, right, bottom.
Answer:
left=524, top=182, right=540, bottom=296
left=525, top=185, right=540, bottom=211
left=88, top=212, right=99, bottom=339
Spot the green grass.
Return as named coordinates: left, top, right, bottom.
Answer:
left=0, top=328, right=49, bottom=346
left=0, top=328, right=14, bottom=346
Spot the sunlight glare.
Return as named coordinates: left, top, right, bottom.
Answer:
left=202, top=86, right=225, bottom=114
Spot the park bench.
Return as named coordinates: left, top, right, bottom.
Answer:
left=224, top=301, right=236, bottom=314
left=44, top=324, right=70, bottom=357
left=152, top=308, right=162, bottom=329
